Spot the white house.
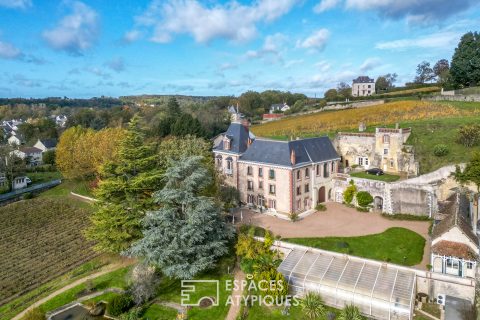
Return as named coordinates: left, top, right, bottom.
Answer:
left=34, top=139, right=57, bottom=152
left=269, top=103, right=290, bottom=114
left=352, top=76, right=375, bottom=97
left=55, top=115, right=68, bottom=127
left=8, top=135, right=24, bottom=146
left=12, top=147, right=43, bottom=166
left=431, top=193, right=479, bottom=279
left=12, top=176, right=28, bottom=190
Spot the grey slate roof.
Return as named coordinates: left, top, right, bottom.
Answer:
left=39, top=138, right=57, bottom=148
left=213, top=122, right=251, bottom=154
left=239, top=137, right=339, bottom=167
left=353, top=76, right=374, bottom=83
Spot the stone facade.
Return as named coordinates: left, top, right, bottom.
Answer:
left=334, top=126, right=418, bottom=176
left=352, top=76, right=375, bottom=97
left=213, top=122, right=340, bottom=215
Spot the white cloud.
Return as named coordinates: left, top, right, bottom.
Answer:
left=134, top=0, right=298, bottom=43
left=359, top=57, right=382, bottom=72
left=219, top=63, right=236, bottom=71
left=375, top=31, right=461, bottom=50
left=313, top=0, right=340, bottom=13
left=297, top=28, right=330, bottom=51
left=284, top=59, right=303, bottom=68
left=42, top=1, right=100, bottom=54
left=123, top=30, right=141, bottom=43
left=0, top=39, right=22, bottom=59
left=0, top=0, right=31, bottom=9
left=314, top=60, right=331, bottom=72
left=105, top=57, right=125, bottom=72
left=246, top=33, right=287, bottom=60
left=85, top=66, right=111, bottom=79
left=345, top=0, right=475, bottom=23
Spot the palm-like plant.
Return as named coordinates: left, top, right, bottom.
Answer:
left=338, top=304, right=364, bottom=320
left=301, top=291, right=326, bottom=320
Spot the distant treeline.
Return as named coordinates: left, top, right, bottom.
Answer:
left=0, top=97, right=124, bottom=108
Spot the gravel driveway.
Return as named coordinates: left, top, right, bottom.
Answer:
left=234, top=202, right=431, bottom=269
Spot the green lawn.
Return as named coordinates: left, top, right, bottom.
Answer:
left=350, top=171, right=400, bottom=182
left=285, top=227, right=425, bottom=266
left=155, top=271, right=234, bottom=319
left=142, top=304, right=178, bottom=320
left=38, top=266, right=131, bottom=313
left=27, top=171, right=62, bottom=184
left=245, top=304, right=340, bottom=320
left=39, top=179, right=93, bottom=198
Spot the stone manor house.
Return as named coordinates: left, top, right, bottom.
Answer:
left=213, top=122, right=340, bottom=214
left=214, top=121, right=421, bottom=215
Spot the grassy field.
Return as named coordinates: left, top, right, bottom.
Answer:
left=380, top=86, right=440, bottom=96
left=350, top=171, right=400, bottom=182
left=142, top=304, right=178, bottom=320
left=285, top=227, right=425, bottom=266
left=27, top=171, right=62, bottom=184
left=39, top=178, right=94, bottom=199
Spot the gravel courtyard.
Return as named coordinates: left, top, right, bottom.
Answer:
left=233, top=202, right=431, bottom=269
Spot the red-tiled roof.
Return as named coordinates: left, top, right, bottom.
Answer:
left=19, top=147, right=42, bottom=154
left=432, top=240, right=478, bottom=260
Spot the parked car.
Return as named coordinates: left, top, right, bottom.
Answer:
left=366, top=168, right=384, bottom=176
left=25, top=177, right=32, bottom=184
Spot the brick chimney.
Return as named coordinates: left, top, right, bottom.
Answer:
left=290, top=149, right=296, bottom=165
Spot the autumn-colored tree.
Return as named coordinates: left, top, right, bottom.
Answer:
left=56, top=126, right=92, bottom=179
left=56, top=126, right=125, bottom=179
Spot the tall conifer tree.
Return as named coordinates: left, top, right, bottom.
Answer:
left=86, top=115, right=163, bottom=253
left=129, top=156, right=232, bottom=279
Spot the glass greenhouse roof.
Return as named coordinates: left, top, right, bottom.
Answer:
left=278, top=248, right=416, bottom=320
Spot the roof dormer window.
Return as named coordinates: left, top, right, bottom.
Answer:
left=223, top=137, right=231, bottom=150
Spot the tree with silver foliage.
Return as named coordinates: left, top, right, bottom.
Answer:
left=128, top=156, right=233, bottom=279
left=129, top=264, right=160, bottom=305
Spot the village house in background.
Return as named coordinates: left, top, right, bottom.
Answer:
left=213, top=121, right=340, bottom=215
left=269, top=102, right=290, bottom=113
left=352, top=76, right=375, bottom=97
left=334, top=123, right=418, bottom=176
left=34, top=138, right=57, bottom=153
left=7, top=133, right=25, bottom=146
left=11, top=147, right=43, bottom=167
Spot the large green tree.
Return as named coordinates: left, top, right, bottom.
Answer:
left=128, top=156, right=232, bottom=279
left=86, top=115, right=163, bottom=253
left=414, top=61, right=435, bottom=84
left=450, top=32, right=480, bottom=87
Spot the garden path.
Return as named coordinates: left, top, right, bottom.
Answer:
left=225, top=266, right=246, bottom=320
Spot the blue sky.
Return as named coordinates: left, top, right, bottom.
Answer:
left=0, top=0, right=479, bottom=98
